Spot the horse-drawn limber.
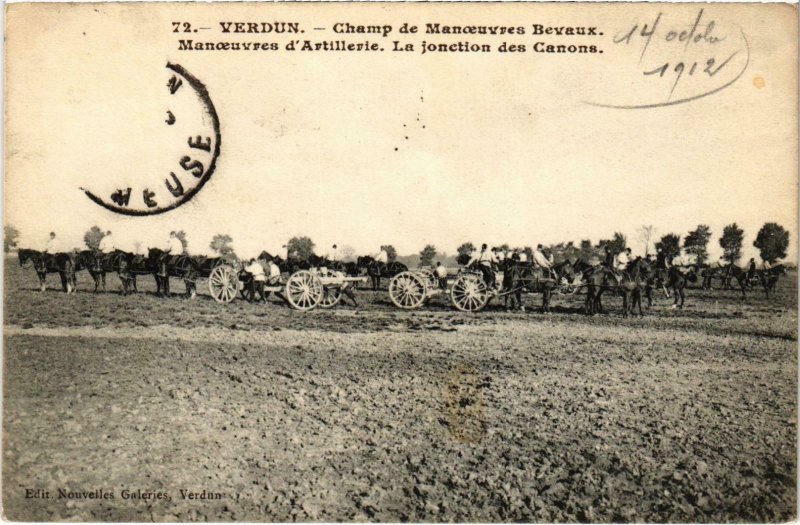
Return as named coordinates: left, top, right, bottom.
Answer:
left=206, top=263, right=367, bottom=310
left=388, top=263, right=581, bottom=312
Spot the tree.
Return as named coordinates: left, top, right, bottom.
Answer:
left=719, top=223, right=744, bottom=263
left=684, top=225, right=712, bottom=265
left=339, top=245, right=356, bottom=262
left=456, top=242, right=474, bottom=265
left=381, top=245, right=397, bottom=263
left=579, top=239, right=594, bottom=260
left=210, top=234, right=235, bottom=257
left=637, top=225, right=656, bottom=255
left=287, top=236, right=315, bottom=260
left=84, top=226, right=105, bottom=251
left=655, top=233, right=681, bottom=256
left=609, top=232, right=627, bottom=253
left=547, top=241, right=579, bottom=263
left=174, top=230, right=188, bottom=253
left=4, top=225, right=19, bottom=253
left=754, top=222, right=789, bottom=263
left=419, top=244, right=437, bottom=267
left=596, top=236, right=625, bottom=254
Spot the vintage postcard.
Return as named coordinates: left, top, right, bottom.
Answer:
left=3, top=1, right=798, bottom=522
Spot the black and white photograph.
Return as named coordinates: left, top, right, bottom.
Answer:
left=2, top=2, right=798, bottom=522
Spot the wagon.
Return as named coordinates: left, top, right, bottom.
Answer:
left=207, top=265, right=366, bottom=310
left=389, top=265, right=580, bottom=312
left=387, top=268, right=444, bottom=309
left=448, top=267, right=581, bottom=312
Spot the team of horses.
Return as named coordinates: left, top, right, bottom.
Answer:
left=699, top=263, right=787, bottom=299
left=16, top=248, right=409, bottom=298
left=487, top=257, right=689, bottom=317
left=17, top=248, right=787, bottom=316
left=483, top=257, right=786, bottom=316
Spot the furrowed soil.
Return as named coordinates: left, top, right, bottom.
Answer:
left=3, top=261, right=797, bottom=522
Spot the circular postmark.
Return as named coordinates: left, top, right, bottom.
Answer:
left=82, top=63, right=221, bottom=216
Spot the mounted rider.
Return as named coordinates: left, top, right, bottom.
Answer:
left=655, top=247, right=671, bottom=270
left=494, top=247, right=506, bottom=269
left=746, top=257, right=757, bottom=283
left=323, top=244, right=339, bottom=266
left=159, top=231, right=184, bottom=278
left=435, top=261, right=448, bottom=290
left=601, top=245, right=614, bottom=269
left=533, top=244, right=555, bottom=279
left=96, top=230, right=116, bottom=270
left=610, top=247, right=632, bottom=284
left=41, top=232, right=56, bottom=271
left=615, top=248, right=632, bottom=273
left=267, top=256, right=282, bottom=285
left=374, top=246, right=389, bottom=273
left=244, top=257, right=267, bottom=302
left=467, top=243, right=498, bottom=290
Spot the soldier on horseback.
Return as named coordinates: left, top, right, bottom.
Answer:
left=99, top=230, right=115, bottom=254
left=746, top=257, right=757, bottom=286
left=96, top=230, right=116, bottom=271
left=655, top=247, right=669, bottom=270
left=533, top=244, right=555, bottom=279
left=615, top=248, right=632, bottom=272
left=467, top=243, right=498, bottom=290
left=41, top=232, right=56, bottom=273
left=374, top=246, right=389, bottom=273
left=159, top=231, right=184, bottom=278
left=435, top=261, right=448, bottom=290
left=44, top=232, right=56, bottom=253
left=244, top=257, right=267, bottom=302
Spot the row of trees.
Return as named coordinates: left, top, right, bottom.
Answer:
left=634, top=222, right=789, bottom=264
left=4, top=222, right=790, bottom=266
left=449, top=222, right=789, bottom=267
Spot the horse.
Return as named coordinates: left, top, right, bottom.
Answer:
left=18, top=249, right=77, bottom=293
left=356, top=256, right=408, bottom=291
left=125, top=253, right=158, bottom=292
left=664, top=265, right=697, bottom=308
left=147, top=248, right=198, bottom=298
left=722, top=264, right=746, bottom=290
left=757, top=264, right=787, bottom=299
left=74, top=250, right=134, bottom=294
left=583, top=259, right=650, bottom=317
left=736, top=263, right=787, bottom=299
left=306, top=254, right=346, bottom=273
left=500, top=260, right=564, bottom=313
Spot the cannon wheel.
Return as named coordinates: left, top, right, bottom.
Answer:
left=450, top=273, right=489, bottom=312
left=284, top=270, right=323, bottom=311
left=389, top=271, right=427, bottom=309
left=208, top=265, right=239, bottom=303
left=319, top=285, right=342, bottom=309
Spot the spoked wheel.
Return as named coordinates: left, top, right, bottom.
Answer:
left=450, top=273, right=490, bottom=312
left=284, top=270, right=323, bottom=311
left=319, top=286, right=342, bottom=309
left=208, top=265, right=239, bottom=303
left=389, top=271, right=427, bottom=309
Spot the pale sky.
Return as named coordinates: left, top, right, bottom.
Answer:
left=5, top=3, right=797, bottom=261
